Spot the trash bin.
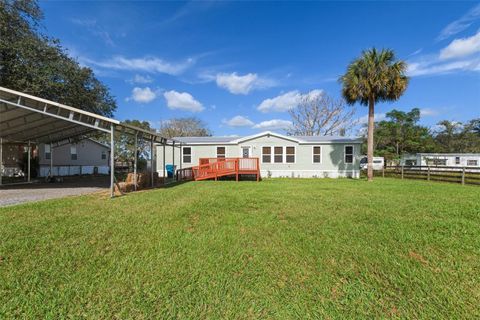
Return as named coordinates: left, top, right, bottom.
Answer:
left=166, top=164, right=176, bottom=178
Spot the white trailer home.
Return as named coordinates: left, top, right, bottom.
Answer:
left=359, top=156, right=384, bottom=170
left=401, top=153, right=480, bottom=168
left=156, top=131, right=362, bottom=179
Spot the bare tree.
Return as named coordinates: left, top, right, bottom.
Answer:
left=158, top=117, right=212, bottom=138
left=287, top=93, right=356, bottom=136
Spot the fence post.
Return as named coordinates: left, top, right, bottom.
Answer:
left=462, top=167, right=465, bottom=185
left=427, top=166, right=430, bottom=181
left=401, top=165, right=404, bottom=179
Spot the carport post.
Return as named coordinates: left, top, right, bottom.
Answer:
left=27, top=141, right=31, bottom=182
left=179, top=143, right=182, bottom=171
left=150, top=137, right=154, bottom=188
left=162, top=142, right=166, bottom=185
left=0, top=138, right=3, bottom=186
left=50, top=142, right=53, bottom=177
left=110, top=124, right=115, bottom=198
left=133, top=131, right=138, bottom=191
left=172, top=141, right=175, bottom=181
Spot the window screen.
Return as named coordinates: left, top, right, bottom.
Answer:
left=262, top=147, right=271, bottom=163
left=313, top=146, right=321, bottom=163
left=274, top=147, right=283, bottom=163
left=344, top=146, right=353, bottom=164
left=183, top=147, right=192, bottom=163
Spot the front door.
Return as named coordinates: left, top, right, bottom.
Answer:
left=242, top=147, right=250, bottom=158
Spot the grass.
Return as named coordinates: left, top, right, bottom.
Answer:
left=1, top=178, right=479, bottom=318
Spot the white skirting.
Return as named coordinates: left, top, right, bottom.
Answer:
left=39, top=165, right=109, bottom=177
left=260, top=169, right=360, bottom=179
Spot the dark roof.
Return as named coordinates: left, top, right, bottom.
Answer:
left=294, top=135, right=362, bottom=143
left=173, top=131, right=362, bottom=144
left=173, top=136, right=237, bottom=144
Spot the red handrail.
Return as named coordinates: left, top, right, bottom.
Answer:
left=193, top=157, right=260, bottom=181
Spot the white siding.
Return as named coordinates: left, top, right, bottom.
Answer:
left=156, top=135, right=361, bottom=178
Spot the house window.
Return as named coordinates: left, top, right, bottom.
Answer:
left=216, top=147, right=226, bottom=158
left=262, top=147, right=271, bottom=163
left=344, top=146, right=353, bottom=164
left=313, top=146, right=321, bottom=163
left=45, top=144, right=51, bottom=160
left=455, top=157, right=461, bottom=165
left=183, top=147, right=192, bottom=163
left=467, top=160, right=478, bottom=166
left=286, top=147, right=295, bottom=163
left=274, top=147, right=283, bottom=163
left=101, top=151, right=106, bottom=160
left=405, top=160, right=416, bottom=166
left=426, top=158, right=447, bottom=166
left=70, top=145, right=77, bottom=160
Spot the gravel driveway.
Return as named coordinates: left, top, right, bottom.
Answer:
left=0, top=176, right=109, bottom=207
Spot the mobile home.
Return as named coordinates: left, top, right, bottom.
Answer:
left=157, top=131, right=362, bottom=179
left=401, top=153, right=480, bottom=168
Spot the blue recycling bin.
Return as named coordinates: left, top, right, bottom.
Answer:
left=166, top=164, right=176, bottom=178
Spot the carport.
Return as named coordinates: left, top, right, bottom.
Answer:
left=0, top=86, right=181, bottom=198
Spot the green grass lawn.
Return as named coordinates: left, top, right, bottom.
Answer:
left=1, top=178, right=479, bottom=318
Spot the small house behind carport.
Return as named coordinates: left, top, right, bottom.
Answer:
left=37, top=139, right=110, bottom=177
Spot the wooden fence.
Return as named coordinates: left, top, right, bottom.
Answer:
left=372, top=166, right=480, bottom=186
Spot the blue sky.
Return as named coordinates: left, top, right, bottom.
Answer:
left=40, top=1, right=480, bottom=136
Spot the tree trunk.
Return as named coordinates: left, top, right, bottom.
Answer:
left=367, top=97, right=375, bottom=181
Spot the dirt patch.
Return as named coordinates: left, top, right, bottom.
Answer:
left=408, top=251, right=428, bottom=265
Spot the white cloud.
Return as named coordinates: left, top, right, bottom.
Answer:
left=357, top=113, right=386, bottom=125
left=257, top=89, right=323, bottom=113
left=409, top=48, right=423, bottom=56
left=437, top=4, right=480, bottom=41
left=253, top=119, right=293, bottom=131
left=222, top=116, right=254, bottom=127
left=129, top=87, right=157, bottom=103
left=440, top=30, right=480, bottom=60
left=420, top=108, right=439, bottom=117
left=163, top=90, right=204, bottom=112
left=84, top=56, right=195, bottom=75
left=71, top=18, right=115, bottom=46
left=215, top=72, right=275, bottom=95
left=128, top=74, right=154, bottom=84
left=407, top=57, right=480, bottom=77
left=408, top=27, right=480, bottom=77
left=71, top=18, right=97, bottom=27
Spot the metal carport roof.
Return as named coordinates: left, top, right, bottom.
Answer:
left=0, top=86, right=176, bottom=146
left=0, top=86, right=180, bottom=197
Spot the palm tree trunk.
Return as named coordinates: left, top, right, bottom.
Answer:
left=367, top=97, right=375, bottom=181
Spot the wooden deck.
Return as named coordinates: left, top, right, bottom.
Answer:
left=177, top=158, right=260, bottom=182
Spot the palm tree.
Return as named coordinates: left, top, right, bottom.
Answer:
left=340, top=48, right=409, bottom=181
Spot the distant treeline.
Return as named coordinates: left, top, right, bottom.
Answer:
left=0, top=0, right=116, bottom=116
left=361, top=108, right=480, bottom=159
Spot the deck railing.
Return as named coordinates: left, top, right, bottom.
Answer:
left=194, top=158, right=260, bottom=181
left=192, top=158, right=236, bottom=180
left=176, top=167, right=194, bottom=181
left=237, top=158, right=259, bottom=172
left=199, top=158, right=259, bottom=171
